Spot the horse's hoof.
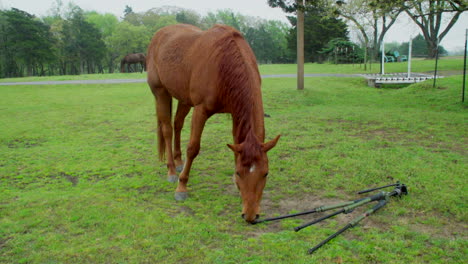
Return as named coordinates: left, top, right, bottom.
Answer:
left=175, top=192, right=188, bottom=201
left=176, top=165, right=184, bottom=173
left=168, top=175, right=178, bottom=183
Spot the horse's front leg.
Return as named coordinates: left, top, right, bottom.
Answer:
left=175, top=105, right=209, bottom=201
left=173, top=102, right=191, bottom=173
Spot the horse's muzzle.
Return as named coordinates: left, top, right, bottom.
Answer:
left=242, top=214, right=260, bottom=224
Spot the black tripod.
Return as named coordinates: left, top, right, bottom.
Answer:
left=254, top=182, right=408, bottom=254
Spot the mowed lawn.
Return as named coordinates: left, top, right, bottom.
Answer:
left=0, top=57, right=465, bottom=83
left=0, top=72, right=466, bottom=263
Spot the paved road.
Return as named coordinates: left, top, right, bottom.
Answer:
left=0, top=73, right=361, bottom=86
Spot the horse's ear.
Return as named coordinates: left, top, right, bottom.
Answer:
left=227, top=143, right=242, bottom=154
left=262, top=135, right=281, bottom=152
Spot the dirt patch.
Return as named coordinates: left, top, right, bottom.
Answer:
left=327, top=119, right=402, bottom=142
left=165, top=204, right=197, bottom=219
left=394, top=211, right=468, bottom=240
left=177, top=205, right=195, bottom=216
left=351, top=128, right=401, bottom=142
left=0, top=236, right=12, bottom=249
left=59, top=172, right=79, bottom=186
left=326, top=118, right=354, bottom=125
left=412, top=135, right=467, bottom=156
left=262, top=194, right=368, bottom=226
left=245, top=193, right=362, bottom=237
left=136, top=185, right=153, bottom=194
left=252, top=193, right=467, bottom=241
left=278, top=153, right=292, bottom=160
left=5, top=137, right=45, bottom=148
left=327, top=118, right=467, bottom=156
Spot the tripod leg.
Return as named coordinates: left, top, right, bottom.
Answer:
left=307, top=200, right=388, bottom=254
left=294, top=209, right=344, bottom=232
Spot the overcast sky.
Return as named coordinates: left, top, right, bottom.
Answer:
left=1, top=0, right=467, bottom=51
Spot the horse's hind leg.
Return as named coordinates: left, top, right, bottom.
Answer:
left=152, top=87, right=178, bottom=182
left=174, top=102, right=191, bottom=173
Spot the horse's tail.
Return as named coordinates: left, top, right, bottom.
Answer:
left=157, top=99, right=172, bottom=162
left=120, top=60, right=125, bottom=73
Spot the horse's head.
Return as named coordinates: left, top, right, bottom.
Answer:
left=228, top=135, right=280, bottom=223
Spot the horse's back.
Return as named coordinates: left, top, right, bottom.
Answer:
left=147, top=24, right=202, bottom=72
left=147, top=25, right=202, bottom=103
left=147, top=24, right=259, bottom=109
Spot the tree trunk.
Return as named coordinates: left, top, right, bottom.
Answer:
left=364, top=45, right=367, bottom=71
left=405, top=0, right=464, bottom=59
left=26, top=63, right=32, bottom=76
left=373, top=16, right=378, bottom=61
left=108, top=61, right=114, bottom=73
left=427, top=40, right=438, bottom=59
left=297, top=0, right=304, bottom=90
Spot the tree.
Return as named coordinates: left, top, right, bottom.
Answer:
left=319, top=38, right=364, bottom=64
left=121, top=6, right=179, bottom=34
left=201, top=9, right=249, bottom=32
left=333, top=0, right=405, bottom=66
left=286, top=5, right=349, bottom=63
left=85, top=12, right=119, bottom=73
left=107, top=21, right=150, bottom=72
left=124, top=5, right=133, bottom=17
left=403, top=0, right=467, bottom=58
left=399, top=34, right=448, bottom=57
left=141, top=9, right=177, bottom=33
left=61, top=5, right=106, bottom=74
left=85, top=11, right=118, bottom=38
left=268, top=0, right=348, bottom=62
left=245, top=19, right=292, bottom=63
left=199, top=9, right=291, bottom=63
left=1, top=3, right=295, bottom=77
left=42, top=15, right=65, bottom=75
left=123, top=5, right=137, bottom=23
left=268, top=0, right=317, bottom=89
left=176, top=10, right=202, bottom=26
left=0, top=8, right=55, bottom=77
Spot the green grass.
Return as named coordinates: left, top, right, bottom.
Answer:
left=0, top=72, right=147, bottom=83
left=260, top=56, right=465, bottom=75
left=0, top=72, right=467, bottom=263
left=0, top=57, right=464, bottom=83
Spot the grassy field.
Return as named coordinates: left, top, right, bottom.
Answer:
left=0, top=70, right=467, bottom=263
left=0, top=57, right=465, bottom=83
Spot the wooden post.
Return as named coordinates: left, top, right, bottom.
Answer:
left=408, top=38, right=412, bottom=78
left=433, top=39, right=439, bottom=88
left=463, top=29, right=467, bottom=103
left=364, top=45, right=367, bottom=70
left=297, top=0, right=304, bottom=90
left=381, top=41, right=385, bottom=75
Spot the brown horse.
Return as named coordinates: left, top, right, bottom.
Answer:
left=121, top=53, right=146, bottom=73
left=147, top=24, right=280, bottom=223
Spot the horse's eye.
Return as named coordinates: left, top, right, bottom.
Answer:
left=236, top=172, right=240, bottom=176
left=264, top=173, right=269, bottom=178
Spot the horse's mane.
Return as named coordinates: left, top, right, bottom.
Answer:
left=213, top=26, right=262, bottom=166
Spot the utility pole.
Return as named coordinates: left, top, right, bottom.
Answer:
left=297, top=0, right=305, bottom=90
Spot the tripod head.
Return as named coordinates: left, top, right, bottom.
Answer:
left=358, top=181, right=408, bottom=197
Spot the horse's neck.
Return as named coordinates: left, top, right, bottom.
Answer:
left=232, top=101, right=264, bottom=144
